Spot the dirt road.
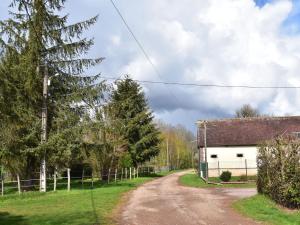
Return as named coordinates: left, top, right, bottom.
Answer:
left=118, top=171, right=258, bottom=225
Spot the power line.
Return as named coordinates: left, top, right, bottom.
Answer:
left=100, top=76, right=300, bottom=89
left=107, top=1, right=300, bottom=93
left=109, top=0, right=182, bottom=102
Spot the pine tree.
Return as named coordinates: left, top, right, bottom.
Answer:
left=110, top=76, right=160, bottom=166
left=0, top=0, right=104, bottom=175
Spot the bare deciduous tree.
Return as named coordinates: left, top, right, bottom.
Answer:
left=235, top=104, right=260, bottom=118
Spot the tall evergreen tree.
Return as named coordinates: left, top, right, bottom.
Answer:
left=0, top=0, right=104, bottom=176
left=110, top=76, right=160, bottom=166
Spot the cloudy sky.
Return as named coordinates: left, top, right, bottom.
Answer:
left=1, top=0, right=300, bottom=132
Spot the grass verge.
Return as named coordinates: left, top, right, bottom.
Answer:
left=179, top=173, right=256, bottom=188
left=233, top=194, right=300, bottom=225
left=0, top=177, right=155, bottom=225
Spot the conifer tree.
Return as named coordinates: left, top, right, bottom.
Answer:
left=110, top=76, right=160, bottom=166
left=0, top=0, right=104, bottom=175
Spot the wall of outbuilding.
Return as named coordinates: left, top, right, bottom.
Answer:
left=205, top=146, right=257, bottom=177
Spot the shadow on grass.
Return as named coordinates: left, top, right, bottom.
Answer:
left=0, top=212, right=28, bottom=225
left=90, top=188, right=100, bottom=225
left=0, top=174, right=159, bottom=200
left=28, top=211, right=102, bottom=225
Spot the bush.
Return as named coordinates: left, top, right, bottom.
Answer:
left=239, top=174, right=248, bottom=182
left=220, top=171, right=232, bottom=182
left=257, top=137, right=300, bottom=209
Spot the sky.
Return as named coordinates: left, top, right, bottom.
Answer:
left=1, top=0, right=300, bottom=133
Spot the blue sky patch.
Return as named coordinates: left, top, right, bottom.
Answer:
left=254, top=0, right=300, bottom=35
left=254, top=0, right=273, bottom=7
left=282, top=0, right=300, bottom=34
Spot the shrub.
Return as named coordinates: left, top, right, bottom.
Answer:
left=220, top=171, right=232, bottom=182
left=257, top=137, right=300, bottom=209
left=239, top=174, right=248, bottom=182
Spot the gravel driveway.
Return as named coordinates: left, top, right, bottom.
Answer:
left=118, top=171, right=258, bottom=225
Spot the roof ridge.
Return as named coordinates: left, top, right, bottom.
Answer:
left=196, top=115, right=300, bottom=124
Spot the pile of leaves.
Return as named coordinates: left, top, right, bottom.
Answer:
left=257, top=137, right=300, bottom=209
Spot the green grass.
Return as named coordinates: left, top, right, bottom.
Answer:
left=208, top=175, right=257, bottom=183
left=179, top=173, right=256, bottom=188
left=234, top=195, right=300, bottom=225
left=0, top=177, right=154, bottom=225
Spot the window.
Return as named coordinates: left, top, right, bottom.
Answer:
left=292, top=132, right=300, bottom=138
left=236, top=153, right=244, bottom=158
left=210, top=154, right=218, bottom=158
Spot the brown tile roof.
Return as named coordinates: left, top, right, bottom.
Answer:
left=197, top=116, right=300, bottom=147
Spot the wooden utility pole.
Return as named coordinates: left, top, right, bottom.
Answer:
left=198, top=146, right=201, bottom=177
left=166, top=135, right=169, bottom=171
left=204, top=122, right=208, bottom=181
left=191, top=146, right=194, bottom=170
left=40, top=64, right=48, bottom=192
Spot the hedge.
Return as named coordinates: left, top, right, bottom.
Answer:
left=257, top=137, right=300, bottom=209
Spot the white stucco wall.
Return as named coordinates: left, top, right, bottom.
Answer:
left=205, top=146, right=258, bottom=177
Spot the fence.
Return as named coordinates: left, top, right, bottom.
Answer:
left=0, top=166, right=155, bottom=196
left=200, top=159, right=257, bottom=180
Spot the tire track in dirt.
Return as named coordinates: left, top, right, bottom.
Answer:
left=118, top=171, right=259, bottom=225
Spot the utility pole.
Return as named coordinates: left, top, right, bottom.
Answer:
left=204, top=122, right=208, bottom=181
left=198, top=144, right=201, bottom=177
left=40, top=64, right=48, bottom=192
left=166, top=135, right=169, bottom=171
left=191, top=145, right=194, bottom=170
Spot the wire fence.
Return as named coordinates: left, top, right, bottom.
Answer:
left=200, top=159, right=257, bottom=181
left=0, top=166, right=155, bottom=196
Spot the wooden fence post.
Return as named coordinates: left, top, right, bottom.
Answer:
left=133, top=168, right=136, bottom=178
left=91, top=173, right=94, bottom=188
left=115, top=169, right=117, bottom=182
left=17, top=174, right=21, bottom=195
left=137, top=167, right=139, bottom=178
left=108, top=169, right=111, bottom=183
left=147, top=167, right=150, bottom=175
left=125, top=168, right=128, bottom=179
left=1, top=179, right=4, bottom=196
left=81, top=168, right=84, bottom=189
left=67, top=168, right=71, bottom=191
left=1, top=167, right=3, bottom=196
left=121, top=168, right=124, bottom=181
left=130, top=167, right=132, bottom=180
left=53, top=170, right=57, bottom=191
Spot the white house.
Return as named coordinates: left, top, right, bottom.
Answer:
left=196, top=116, right=300, bottom=178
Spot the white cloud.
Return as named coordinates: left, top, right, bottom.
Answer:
left=110, top=0, right=300, bottom=128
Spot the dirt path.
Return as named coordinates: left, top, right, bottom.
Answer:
left=118, top=171, right=259, bottom=225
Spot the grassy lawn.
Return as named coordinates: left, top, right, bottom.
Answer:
left=234, top=195, right=300, bottom=225
left=179, top=173, right=256, bottom=188
left=0, top=177, right=155, bottom=225
left=208, top=175, right=257, bottom=183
